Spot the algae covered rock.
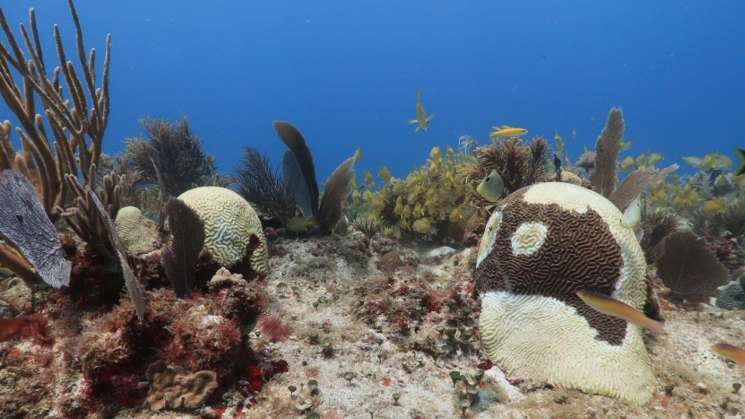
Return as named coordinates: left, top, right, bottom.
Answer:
left=178, top=186, right=269, bottom=274
left=114, top=206, right=159, bottom=255
left=474, top=182, right=655, bottom=404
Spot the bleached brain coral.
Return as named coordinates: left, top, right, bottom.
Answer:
left=474, top=182, right=654, bottom=404
left=178, top=187, right=269, bottom=274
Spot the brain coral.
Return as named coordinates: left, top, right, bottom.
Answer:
left=474, top=182, right=654, bottom=404
left=178, top=187, right=268, bottom=274
left=114, top=206, right=159, bottom=255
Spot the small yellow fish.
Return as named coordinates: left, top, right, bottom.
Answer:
left=711, top=342, right=745, bottom=365
left=489, top=126, right=528, bottom=138
left=736, top=148, right=745, bottom=176
left=576, top=290, right=664, bottom=333
left=409, top=89, right=434, bottom=132
left=476, top=169, right=504, bottom=203
left=285, top=216, right=315, bottom=234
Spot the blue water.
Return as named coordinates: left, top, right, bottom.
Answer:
left=2, top=1, right=744, bottom=181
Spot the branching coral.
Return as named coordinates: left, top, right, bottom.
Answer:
left=0, top=0, right=110, bottom=221
left=236, top=147, right=296, bottom=224
left=124, top=118, right=218, bottom=197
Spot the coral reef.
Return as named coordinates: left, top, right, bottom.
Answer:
left=123, top=118, right=220, bottom=197
left=178, top=186, right=269, bottom=275
left=474, top=182, right=654, bottom=404
left=590, top=108, right=624, bottom=197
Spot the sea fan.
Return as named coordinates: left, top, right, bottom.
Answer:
left=655, top=230, right=728, bottom=303
left=161, top=198, right=205, bottom=298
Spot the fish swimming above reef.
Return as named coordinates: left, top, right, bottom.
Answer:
left=576, top=290, right=664, bottom=333
left=409, top=89, right=434, bottom=132
left=711, top=342, right=745, bottom=365
left=489, top=125, right=527, bottom=138
left=736, top=148, right=745, bottom=176
left=476, top=169, right=504, bottom=202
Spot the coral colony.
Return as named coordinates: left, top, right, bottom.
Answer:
left=1, top=2, right=745, bottom=418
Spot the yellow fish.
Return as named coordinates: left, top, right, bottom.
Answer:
left=490, top=125, right=528, bottom=138
left=576, top=290, right=664, bottom=333
left=409, top=89, right=434, bottom=132
left=711, top=342, right=745, bottom=365
left=736, top=148, right=745, bottom=176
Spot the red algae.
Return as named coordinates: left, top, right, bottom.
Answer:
left=0, top=314, right=51, bottom=345
left=258, top=315, right=290, bottom=342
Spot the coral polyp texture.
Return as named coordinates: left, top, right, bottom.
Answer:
left=474, top=182, right=654, bottom=404
left=114, top=206, right=159, bottom=255
left=178, top=186, right=269, bottom=274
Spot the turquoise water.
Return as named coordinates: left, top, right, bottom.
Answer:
left=1, top=0, right=743, bottom=179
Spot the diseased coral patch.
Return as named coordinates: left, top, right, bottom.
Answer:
left=475, top=192, right=627, bottom=345
left=510, top=221, right=548, bottom=256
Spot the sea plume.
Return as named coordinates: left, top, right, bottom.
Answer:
left=236, top=147, right=297, bottom=224
left=590, top=108, right=624, bottom=197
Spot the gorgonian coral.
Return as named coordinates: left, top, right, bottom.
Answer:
left=124, top=118, right=219, bottom=197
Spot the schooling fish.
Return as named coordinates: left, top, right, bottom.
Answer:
left=576, top=290, right=664, bottom=333
left=476, top=169, right=504, bottom=203
left=736, top=148, right=745, bottom=176
left=489, top=126, right=527, bottom=138
left=711, top=342, right=745, bottom=365
left=409, top=89, right=434, bottom=132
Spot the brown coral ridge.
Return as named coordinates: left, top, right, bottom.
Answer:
left=475, top=190, right=629, bottom=345
left=145, top=363, right=219, bottom=411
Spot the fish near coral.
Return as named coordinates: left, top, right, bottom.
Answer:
left=576, top=290, right=663, bottom=333
left=711, top=342, right=745, bottom=365
left=409, top=89, right=434, bottom=132
left=489, top=126, right=528, bottom=138
left=474, top=182, right=655, bottom=404
left=477, top=169, right=504, bottom=203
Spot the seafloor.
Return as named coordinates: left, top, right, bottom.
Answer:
left=1, top=231, right=743, bottom=419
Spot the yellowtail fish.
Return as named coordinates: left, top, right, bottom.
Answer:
left=490, top=125, right=528, bottom=138
left=576, top=290, right=664, bottom=333
left=409, top=89, right=434, bottom=132
left=711, top=342, right=745, bottom=365
left=736, top=148, right=745, bottom=176
left=476, top=169, right=504, bottom=203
